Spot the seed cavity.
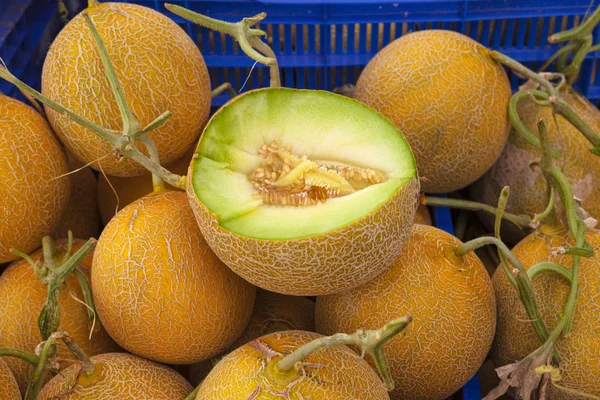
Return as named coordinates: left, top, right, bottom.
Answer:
left=249, top=141, right=387, bottom=206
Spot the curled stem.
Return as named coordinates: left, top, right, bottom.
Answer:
left=424, top=196, right=532, bottom=229
left=165, top=3, right=281, bottom=88
left=211, top=82, right=237, bottom=99
left=533, top=188, right=557, bottom=225
left=549, top=6, right=600, bottom=43
left=277, top=316, right=413, bottom=391
left=528, top=262, right=572, bottom=283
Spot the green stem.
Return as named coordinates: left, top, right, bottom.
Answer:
left=456, top=236, right=557, bottom=361
left=532, top=187, right=557, bottom=225
left=553, top=97, right=600, bottom=151
left=211, top=82, right=237, bottom=99
left=277, top=316, right=413, bottom=391
left=0, top=348, right=40, bottom=366
left=549, top=6, right=600, bottom=43
left=424, top=196, right=532, bottom=229
left=24, top=337, right=56, bottom=400
left=38, top=239, right=97, bottom=340
left=538, top=41, right=578, bottom=73
left=562, top=36, right=592, bottom=84
left=73, top=269, right=97, bottom=325
left=138, top=135, right=166, bottom=192
left=490, top=51, right=557, bottom=94
left=50, top=332, right=95, bottom=376
left=83, top=12, right=139, bottom=135
left=528, top=262, right=573, bottom=283
left=165, top=4, right=281, bottom=88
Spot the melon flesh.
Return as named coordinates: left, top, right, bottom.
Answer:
left=189, top=88, right=420, bottom=296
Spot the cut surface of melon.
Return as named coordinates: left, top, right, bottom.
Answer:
left=192, top=88, right=416, bottom=240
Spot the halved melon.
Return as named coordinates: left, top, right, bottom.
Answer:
left=187, top=88, right=420, bottom=296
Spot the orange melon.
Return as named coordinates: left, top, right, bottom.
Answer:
left=492, top=225, right=600, bottom=399
left=41, top=1, right=211, bottom=177
left=354, top=30, right=511, bottom=193
left=38, top=352, right=192, bottom=399
left=196, top=330, right=390, bottom=399
left=0, top=359, right=20, bottom=400
left=92, top=190, right=256, bottom=364
left=316, top=224, right=496, bottom=400
left=0, top=94, right=70, bottom=263
left=0, top=239, right=118, bottom=393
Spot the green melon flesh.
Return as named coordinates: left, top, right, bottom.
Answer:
left=192, top=88, right=416, bottom=240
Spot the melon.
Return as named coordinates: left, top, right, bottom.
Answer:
left=92, top=190, right=256, bottom=364
left=471, top=86, right=600, bottom=241
left=316, top=224, right=496, bottom=400
left=0, top=359, right=20, bottom=400
left=492, top=225, right=600, bottom=399
left=41, top=1, right=211, bottom=177
left=52, top=154, right=101, bottom=239
left=0, top=94, right=70, bottom=263
left=354, top=30, right=511, bottom=193
left=38, top=352, right=192, bottom=399
left=0, top=239, right=118, bottom=393
left=187, top=88, right=420, bottom=296
left=196, top=330, right=390, bottom=399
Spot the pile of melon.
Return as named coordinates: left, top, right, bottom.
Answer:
left=0, top=1, right=598, bottom=399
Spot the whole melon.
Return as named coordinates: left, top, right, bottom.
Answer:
left=0, top=94, right=70, bottom=263
left=92, top=190, right=256, bottom=364
left=354, top=30, right=512, bottom=193
left=0, top=359, right=20, bottom=400
left=41, top=2, right=211, bottom=177
left=187, top=88, right=420, bottom=296
left=38, top=352, right=192, bottom=399
left=471, top=86, right=600, bottom=242
left=316, top=224, right=496, bottom=400
left=492, top=225, right=600, bottom=399
left=52, top=154, right=101, bottom=239
left=0, top=239, right=118, bottom=393
left=97, top=146, right=194, bottom=225
left=196, top=330, right=390, bottom=399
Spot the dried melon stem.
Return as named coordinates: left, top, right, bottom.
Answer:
left=249, top=141, right=387, bottom=206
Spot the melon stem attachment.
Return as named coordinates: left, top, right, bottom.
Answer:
left=164, top=4, right=281, bottom=88
left=50, top=332, right=95, bottom=376
left=277, top=315, right=413, bottom=391
left=424, top=195, right=533, bottom=229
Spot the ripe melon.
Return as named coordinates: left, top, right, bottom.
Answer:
left=38, top=352, right=192, bottom=399
left=187, top=88, right=420, bottom=296
left=41, top=1, right=211, bottom=177
left=492, top=225, right=600, bottom=399
left=92, top=190, right=256, bottom=364
left=471, top=86, right=600, bottom=238
left=0, top=359, right=20, bottom=400
left=196, top=330, right=390, bottom=399
left=97, top=146, right=194, bottom=225
left=52, top=154, right=101, bottom=239
left=316, top=224, right=496, bottom=400
left=0, top=239, right=118, bottom=393
left=354, top=30, right=511, bottom=193
left=0, top=94, right=70, bottom=263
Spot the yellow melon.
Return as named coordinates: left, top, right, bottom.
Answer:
left=0, top=359, right=20, bottom=400
left=38, top=352, right=192, bottom=399
left=97, top=146, right=194, bottom=225
left=92, top=190, right=256, bottom=364
left=196, top=330, right=390, bottom=399
left=492, top=225, right=600, bottom=399
left=354, top=30, right=511, bottom=193
left=471, top=86, right=600, bottom=233
left=0, top=239, right=118, bottom=393
left=0, top=94, right=70, bottom=263
left=187, top=88, right=420, bottom=296
left=316, top=224, right=496, bottom=400
left=41, top=1, right=211, bottom=177
left=52, top=154, right=101, bottom=239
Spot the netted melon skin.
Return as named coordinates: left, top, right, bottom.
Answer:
left=197, top=330, right=390, bottom=399
left=493, top=227, right=600, bottom=400
left=354, top=30, right=511, bottom=193
left=41, top=2, right=211, bottom=177
left=0, top=95, right=70, bottom=263
left=0, top=359, right=20, bottom=400
left=187, top=176, right=420, bottom=296
left=92, top=191, right=256, bottom=364
left=38, top=353, right=192, bottom=399
left=316, top=224, right=496, bottom=400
